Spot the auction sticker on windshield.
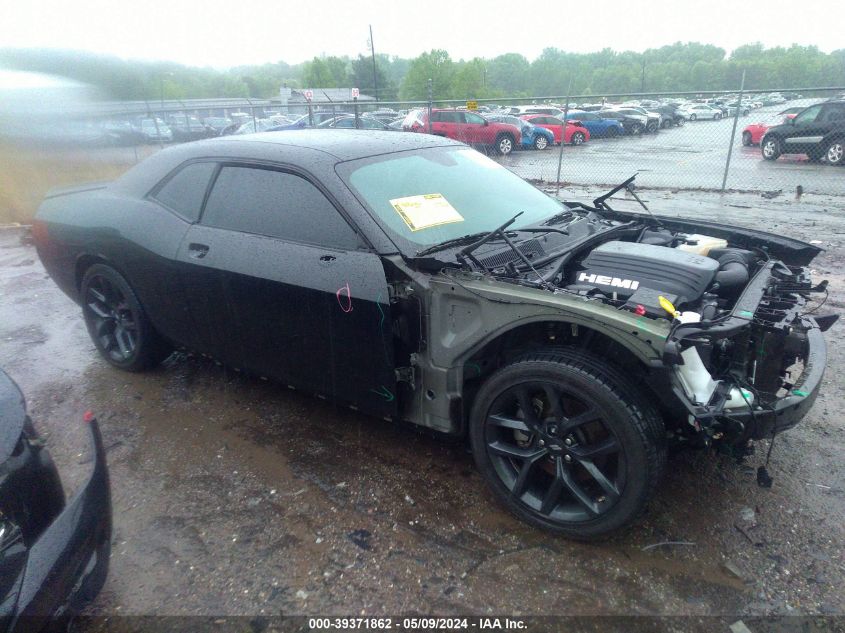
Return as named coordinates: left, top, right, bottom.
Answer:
left=389, top=193, right=464, bottom=231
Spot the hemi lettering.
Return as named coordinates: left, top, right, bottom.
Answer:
left=577, top=272, right=640, bottom=290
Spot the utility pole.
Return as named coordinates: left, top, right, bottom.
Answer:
left=640, top=57, right=646, bottom=93
left=369, top=25, right=378, bottom=102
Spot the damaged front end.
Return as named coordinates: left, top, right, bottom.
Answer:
left=661, top=258, right=834, bottom=452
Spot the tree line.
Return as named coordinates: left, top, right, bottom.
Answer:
left=2, top=43, right=843, bottom=103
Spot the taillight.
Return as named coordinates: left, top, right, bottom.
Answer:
left=31, top=219, right=49, bottom=247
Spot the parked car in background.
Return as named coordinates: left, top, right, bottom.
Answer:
left=741, top=107, right=803, bottom=146
left=404, top=108, right=521, bottom=155
left=519, top=114, right=590, bottom=145
left=0, top=369, right=111, bottom=630
left=265, top=115, right=309, bottom=131
left=318, top=116, right=394, bottom=130
left=677, top=104, right=723, bottom=121
left=599, top=109, right=648, bottom=135
left=563, top=111, right=625, bottom=137
left=167, top=116, right=213, bottom=142
left=761, top=100, right=845, bottom=164
left=651, top=105, right=686, bottom=128
left=202, top=117, right=233, bottom=136
left=135, top=118, right=173, bottom=142
left=101, top=120, right=146, bottom=145
left=311, top=111, right=353, bottom=125
left=485, top=114, right=555, bottom=150
left=611, top=107, right=662, bottom=132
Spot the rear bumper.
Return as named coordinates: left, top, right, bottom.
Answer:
left=9, top=420, right=111, bottom=630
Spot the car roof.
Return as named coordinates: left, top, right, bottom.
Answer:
left=209, top=129, right=461, bottom=161
left=113, top=129, right=465, bottom=197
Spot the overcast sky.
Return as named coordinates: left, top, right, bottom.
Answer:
left=1, top=0, right=842, bottom=68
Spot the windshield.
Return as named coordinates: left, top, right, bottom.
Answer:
left=340, top=147, right=564, bottom=252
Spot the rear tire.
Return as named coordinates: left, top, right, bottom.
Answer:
left=570, top=131, right=586, bottom=145
left=81, top=264, right=172, bottom=371
left=646, top=121, right=659, bottom=133
left=742, top=131, right=753, bottom=146
left=689, top=114, right=697, bottom=121
left=714, top=113, right=722, bottom=120
left=533, top=134, right=549, bottom=150
left=469, top=348, right=665, bottom=539
left=630, top=123, right=644, bottom=135
left=495, top=134, right=515, bottom=155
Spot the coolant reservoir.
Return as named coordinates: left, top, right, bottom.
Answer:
left=674, top=311, right=754, bottom=409
left=676, top=234, right=728, bottom=256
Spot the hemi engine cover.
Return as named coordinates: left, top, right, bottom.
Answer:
left=568, top=240, right=720, bottom=305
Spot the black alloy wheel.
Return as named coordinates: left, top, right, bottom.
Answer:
left=470, top=350, right=665, bottom=539
left=81, top=264, right=171, bottom=371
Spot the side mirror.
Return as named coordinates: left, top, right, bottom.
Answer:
left=483, top=120, right=489, bottom=126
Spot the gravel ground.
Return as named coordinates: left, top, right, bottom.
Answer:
left=0, top=188, right=843, bottom=628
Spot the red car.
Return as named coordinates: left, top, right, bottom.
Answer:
left=742, top=108, right=802, bottom=146
left=519, top=114, right=590, bottom=145
left=403, top=109, right=521, bottom=155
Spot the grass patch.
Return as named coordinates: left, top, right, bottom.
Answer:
left=0, top=141, right=155, bottom=224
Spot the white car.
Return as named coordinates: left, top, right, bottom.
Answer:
left=677, top=104, right=723, bottom=121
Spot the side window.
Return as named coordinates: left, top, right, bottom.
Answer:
left=151, top=161, right=217, bottom=222
left=431, top=111, right=443, bottom=122
left=335, top=118, right=355, bottom=128
left=464, top=112, right=485, bottom=124
left=443, top=112, right=462, bottom=123
left=793, top=105, right=822, bottom=125
left=202, top=166, right=359, bottom=249
left=822, top=105, right=845, bottom=122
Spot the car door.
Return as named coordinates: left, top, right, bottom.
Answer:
left=462, top=111, right=489, bottom=144
left=430, top=111, right=452, bottom=138
left=176, top=163, right=397, bottom=418
left=782, top=104, right=825, bottom=153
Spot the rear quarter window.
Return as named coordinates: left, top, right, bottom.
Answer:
left=151, top=161, right=217, bottom=222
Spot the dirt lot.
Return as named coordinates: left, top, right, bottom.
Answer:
left=0, top=188, right=843, bottom=628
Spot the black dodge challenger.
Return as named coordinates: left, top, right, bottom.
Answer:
left=33, top=130, right=835, bottom=537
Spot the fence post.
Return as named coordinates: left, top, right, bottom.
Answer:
left=427, top=78, right=433, bottom=134
left=354, top=96, right=359, bottom=128
left=721, top=69, right=746, bottom=192
left=555, top=78, right=573, bottom=195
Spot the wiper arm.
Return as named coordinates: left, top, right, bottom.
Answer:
left=415, top=231, right=499, bottom=257
left=457, top=212, right=524, bottom=269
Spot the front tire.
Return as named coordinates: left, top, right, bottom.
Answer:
left=689, top=114, right=697, bottom=121
left=824, top=139, right=845, bottom=165
left=761, top=135, right=782, bottom=161
left=606, top=125, right=619, bottom=138
left=469, top=349, right=665, bottom=539
left=81, top=264, right=172, bottom=371
left=646, top=121, right=659, bottom=133
left=533, top=134, right=549, bottom=150
left=714, top=113, right=722, bottom=120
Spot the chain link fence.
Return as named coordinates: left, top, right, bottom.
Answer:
left=2, top=86, right=844, bottom=223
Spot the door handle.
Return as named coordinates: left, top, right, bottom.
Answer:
left=188, top=243, right=210, bottom=259
left=319, top=254, right=336, bottom=263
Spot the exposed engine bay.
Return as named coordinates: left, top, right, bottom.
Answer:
left=417, top=175, right=837, bottom=454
